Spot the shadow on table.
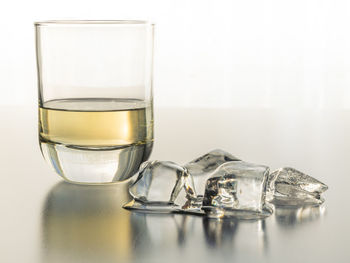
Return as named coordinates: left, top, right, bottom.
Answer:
left=41, top=181, right=132, bottom=263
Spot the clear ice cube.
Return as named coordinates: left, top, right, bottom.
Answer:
left=184, top=149, right=240, bottom=196
left=124, top=160, right=197, bottom=212
left=267, top=167, right=328, bottom=206
left=124, top=150, right=328, bottom=218
left=202, top=161, right=273, bottom=219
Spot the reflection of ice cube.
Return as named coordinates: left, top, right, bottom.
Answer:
left=185, top=149, right=240, bottom=196
left=202, top=161, right=273, bottom=219
left=267, top=167, right=328, bottom=206
left=202, top=217, right=238, bottom=248
left=274, top=204, right=326, bottom=227
left=124, top=160, right=196, bottom=212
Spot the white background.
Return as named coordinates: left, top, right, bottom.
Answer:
left=1, top=0, right=350, bottom=108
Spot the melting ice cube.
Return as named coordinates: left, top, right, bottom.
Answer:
left=202, top=161, right=273, bottom=219
left=124, top=160, right=197, bottom=212
left=124, top=150, right=328, bottom=218
left=267, top=167, right=328, bottom=206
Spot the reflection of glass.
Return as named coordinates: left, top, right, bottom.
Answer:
left=42, top=182, right=132, bottom=263
left=35, top=21, right=154, bottom=184
left=274, top=205, right=326, bottom=227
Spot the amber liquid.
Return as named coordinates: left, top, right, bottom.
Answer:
left=39, top=98, right=153, bottom=147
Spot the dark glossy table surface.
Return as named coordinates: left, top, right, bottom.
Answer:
left=0, top=106, right=349, bottom=263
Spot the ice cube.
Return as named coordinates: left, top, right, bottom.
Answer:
left=202, top=161, right=273, bottom=219
left=123, top=160, right=197, bottom=212
left=184, top=149, right=241, bottom=196
left=267, top=167, right=328, bottom=206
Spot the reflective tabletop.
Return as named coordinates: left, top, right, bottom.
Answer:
left=0, top=106, right=349, bottom=263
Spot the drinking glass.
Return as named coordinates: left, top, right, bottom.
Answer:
left=35, top=20, right=154, bottom=184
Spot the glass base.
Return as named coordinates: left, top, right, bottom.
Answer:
left=40, top=141, right=153, bottom=184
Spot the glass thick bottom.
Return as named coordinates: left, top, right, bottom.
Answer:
left=40, top=141, right=153, bottom=184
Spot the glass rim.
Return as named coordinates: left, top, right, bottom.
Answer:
left=34, top=20, right=154, bottom=26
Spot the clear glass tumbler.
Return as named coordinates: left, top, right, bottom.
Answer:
left=35, top=20, right=154, bottom=184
